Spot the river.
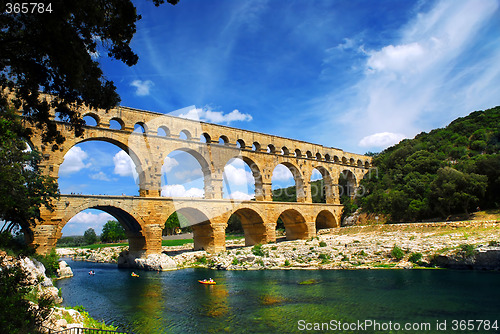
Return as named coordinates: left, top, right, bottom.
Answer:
left=56, top=259, right=500, bottom=333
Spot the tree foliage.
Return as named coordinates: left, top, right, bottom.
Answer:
left=163, top=212, right=192, bottom=235
left=359, top=106, right=500, bottom=221
left=100, top=220, right=126, bottom=243
left=0, top=109, right=59, bottom=233
left=83, top=228, right=98, bottom=245
left=0, top=0, right=178, bottom=237
left=1, top=0, right=178, bottom=146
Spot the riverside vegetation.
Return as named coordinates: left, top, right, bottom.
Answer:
left=58, top=213, right=500, bottom=271
left=0, top=232, right=117, bottom=333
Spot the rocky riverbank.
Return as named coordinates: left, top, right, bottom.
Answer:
left=57, top=220, right=500, bottom=271
left=0, top=251, right=116, bottom=332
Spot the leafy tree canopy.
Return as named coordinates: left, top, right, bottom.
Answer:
left=100, top=220, right=126, bottom=243
left=358, top=106, right=500, bottom=221
left=0, top=109, right=59, bottom=233
left=83, top=228, right=98, bottom=245
left=1, top=0, right=178, bottom=146
left=0, top=0, right=177, bottom=234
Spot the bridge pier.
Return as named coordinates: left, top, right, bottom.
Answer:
left=32, top=224, right=61, bottom=255
left=192, top=220, right=227, bottom=253
left=128, top=224, right=163, bottom=256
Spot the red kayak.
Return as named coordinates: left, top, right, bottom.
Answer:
left=198, top=279, right=216, bottom=285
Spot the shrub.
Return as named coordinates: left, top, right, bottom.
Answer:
left=35, top=248, right=60, bottom=278
left=408, top=252, right=422, bottom=264
left=195, top=255, right=207, bottom=264
left=284, top=259, right=290, bottom=266
left=252, top=244, right=265, bottom=257
left=0, top=263, right=53, bottom=333
left=319, top=241, right=327, bottom=247
left=271, top=246, right=278, bottom=250
left=488, top=240, right=499, bottom=247
left=232, top=258, right=239, bottom=265
left=391, top=245, right=405, bottom=261
left=458, top=244, right=476, bottom=259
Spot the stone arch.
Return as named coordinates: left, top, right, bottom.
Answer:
left=306, top=151, right=313, bottom=158
left=236, top=139, right=245, bottom=149
left=272, top=161, right=306, bottom=202
left=295, top=149, right=302, bottom=157
left=349, top=158, right=355, bottom=165
left=174, top=207, right=213, bottom=251
left=133, top=122, right=148, bottom=133
left=310, top=166, right=334, bottom=204
left=334, top=155, right=340, bottom=163
left=200, top=132, right=211, bottom=143
left=231, top=208, right=267, bottom=246
left=278, top=208, right=309, bottom=240
left=281, top=146, right=290, bottom=156
left=82, top=113, right=100, bottom=126
left=59, top=205, right=146, bottom=254
left=109, top=117, right=124, bottom=130
left=252, top=142, right=261, bottom=151
left=315, top=210, right=338, bottom=230
left=218, top=135, right=229, bottom=146
left=267, top=144, right=276, bottom=153
left=163, top=147, right=212, bottom=197
left=226, top=154, right=264, bottom=201
left=157, top=125, right=170, bottom=137
left=315, top=152, right=322, bottom=160
left=58, top=137, right=145, bottom=191
left=179, top=129, right=191, bottom=140
left=339, top=169, right=357, bottom=198
left=365, top=161, right=370, bottom=168
left=342, top=157, right=348, bottom=164
left=324, top=154, right=331, bottom=161
left=357, top=159, right=363, bottom=167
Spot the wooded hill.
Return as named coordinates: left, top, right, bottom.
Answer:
left=358, top=106, right=500, bottom=222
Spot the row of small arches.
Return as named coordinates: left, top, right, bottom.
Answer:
left=82, top=113, right=370, bottom=168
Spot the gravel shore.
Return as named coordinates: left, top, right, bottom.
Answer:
left=57, top=220, right=500, bottom=271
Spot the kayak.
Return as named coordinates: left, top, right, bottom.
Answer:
left=198, top=280, right=216, bottom=285
left=131, top=273, right=139, bottom=277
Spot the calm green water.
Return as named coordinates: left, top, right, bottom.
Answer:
left=57, top=259, right=500, bottom=333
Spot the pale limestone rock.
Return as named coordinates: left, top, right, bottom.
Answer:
left=57, top=260, right=73, bottom=279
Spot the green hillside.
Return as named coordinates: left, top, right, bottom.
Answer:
left=272, top=179, right=326, bottom=203
left=358, top=106, right=500, bottom=222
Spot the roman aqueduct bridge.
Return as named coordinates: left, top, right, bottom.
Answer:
left=29, top=105, right=372, bottom=256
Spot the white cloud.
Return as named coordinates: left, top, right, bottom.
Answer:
left=323, top=0, right=500, bottom=151
left=224, top=162, right=254, bottom=186
left=359, top=132, right=406, bottom=148
left=366, top=42, right=425, bottom=73
left=130, top=80, right=154, bottom=96
left=59, top=146, right=91, bottom=175
left=174, top=169, right=204, bottom=182
left=272, top=164, right=293, bottom=181
left=161, top=184, right=204, bottom=197
left=177, top=107, right=252, bottom=124
left=113, top=151, right=138, bottom=180
left=311, top=169, right=322, bottom=181
left=227, top=191, right=254, bottom=200
left=63, top=211, right=114, bottom=236
left=162, top=156, right=179, bottom=173
left=89, top=171, right=111, bottom=181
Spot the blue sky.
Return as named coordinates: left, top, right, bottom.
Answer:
left=60, top=0, right=500, bottom=236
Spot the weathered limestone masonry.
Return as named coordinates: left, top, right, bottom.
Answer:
left=27, top=105, right=371, bottom=257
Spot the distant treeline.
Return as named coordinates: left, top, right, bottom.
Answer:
left=272, top=179, right=326, bottom=203
left=358, top=106, right=500, bottom=222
